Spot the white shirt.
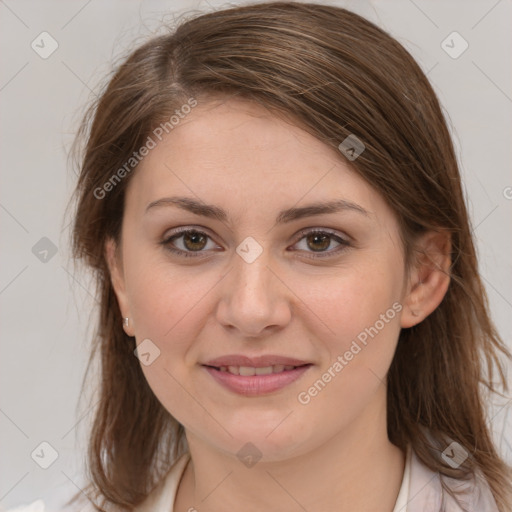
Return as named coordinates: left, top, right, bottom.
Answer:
left=393, top=444, right=411, bottom=512
left=4, top=445, right=499, bottom=512
left=135, top=449, right=412, bottom=511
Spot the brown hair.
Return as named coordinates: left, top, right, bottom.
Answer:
left=69, top=2, right=512, bottom=510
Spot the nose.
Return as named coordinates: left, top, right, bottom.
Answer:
left=215, top=247, right=292, bottom=338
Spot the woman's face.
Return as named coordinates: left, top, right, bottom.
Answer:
left=109, top=97, right=414, bottom=461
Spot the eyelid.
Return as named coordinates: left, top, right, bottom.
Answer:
left=162, top=225, right=218, bottom=241
left=162, top=225, right=350, bottom=243
left=289, top=227, right=351, bottom=259
left=161, top=226, right=222, bottom=258
left=161, top=225, right=352, bottom=260
left=292, top=227, right=350, bottom=244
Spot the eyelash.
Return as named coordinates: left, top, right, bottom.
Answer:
left=161, top=227, right=351, bottom=260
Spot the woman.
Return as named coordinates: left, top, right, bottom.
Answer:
left=13, top=2, right=512, bottom=511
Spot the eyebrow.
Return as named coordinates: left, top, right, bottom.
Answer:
left=145, top=196, right=369, bottom=225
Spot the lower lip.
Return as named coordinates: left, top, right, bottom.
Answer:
left=203, top=365, right=312, bottom=396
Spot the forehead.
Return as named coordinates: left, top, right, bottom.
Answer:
left=158, top=97, right=341, bottom=166
left=124, top=97, right=387, bottom=224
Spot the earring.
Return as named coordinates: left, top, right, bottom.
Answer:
left=123, top=317, right=129, bottom=327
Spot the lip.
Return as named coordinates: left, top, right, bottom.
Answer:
left=204, top=354, right=310, bottom=367
left=202, top=354, right=312, bottom=396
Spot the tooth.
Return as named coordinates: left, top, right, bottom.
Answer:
left=239, top=366, right=256, bottom=376
left=222, top=365, right=298, bottom=376
left=255, top=366, right=273, bottom=375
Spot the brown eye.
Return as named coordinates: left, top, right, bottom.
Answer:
left=162, top=228, right=219, bottom=258
left=182, top=231, right=208, bottom=251
left=291, top=229, right=350, bottom=259
left=305, top=232, right=331, bottom=252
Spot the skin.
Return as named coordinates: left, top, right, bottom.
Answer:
left=106, top=97, right=451, bottom=512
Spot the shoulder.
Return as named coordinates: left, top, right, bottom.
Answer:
left=135, top=452, right=191, bottom=511
left=406, top=448, right=499, bottom=512
left=2, top=500, right=46, bottom=512
left=3, top=454, right=191, bottom=512
left=2, top=499, right=96, bottom=512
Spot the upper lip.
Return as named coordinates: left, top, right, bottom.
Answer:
left=203, top=355, right=311, bottom=368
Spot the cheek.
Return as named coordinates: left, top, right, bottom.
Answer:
left=124, top=260, right=219, bottom=429
left=305, top=259, right=403, bottom=350
left=292, top=268, right=402, bottom=433
left=125, top=252, right=224, bottom=361
left=124, top=242, right=191, bottom=328
left=298, top=259, right=404, bottom=422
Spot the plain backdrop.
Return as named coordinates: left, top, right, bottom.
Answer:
left=1, top=0, right=511, bottom=509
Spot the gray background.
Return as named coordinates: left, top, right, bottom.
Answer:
left=1, top=0, right=511, bottom=509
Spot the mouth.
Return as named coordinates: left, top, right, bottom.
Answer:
left=201, top=356, right=313, bottom=396
left=205, top=364, right=307, bottom=375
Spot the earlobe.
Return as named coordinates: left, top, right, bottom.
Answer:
left=105, top=238, right=134, bottom=336
left=400, top=231, right=451, bottom=328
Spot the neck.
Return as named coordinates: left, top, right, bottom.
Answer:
left=174, top=392, right=405, bottom=512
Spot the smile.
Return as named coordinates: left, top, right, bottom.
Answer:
left=202, top=363, right=312, bottom=396
left=216, top=364, right=300, bottom=375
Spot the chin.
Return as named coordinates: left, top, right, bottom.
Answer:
left=210, top=416, right=315, bottom=463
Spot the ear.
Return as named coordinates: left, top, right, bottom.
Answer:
left=400, top=230, right=451, bottom=328
left=105, top=237, right=134, bottom=336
